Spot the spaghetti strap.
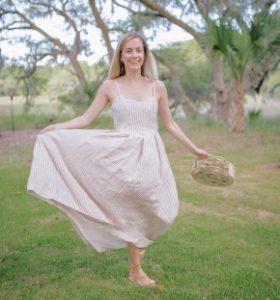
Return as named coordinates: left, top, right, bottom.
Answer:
left=152, top=80, right=156, bottom=98
left=114, top=79, right=121, bottom=97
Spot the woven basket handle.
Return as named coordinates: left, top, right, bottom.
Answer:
left=194, top=154, right=229, bottom=171
left=195, top=154, right=225, bottom=162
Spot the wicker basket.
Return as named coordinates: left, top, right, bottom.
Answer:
left=191, top=155, right=235, bottom=187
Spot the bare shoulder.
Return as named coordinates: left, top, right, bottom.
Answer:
left=99, top=79, right=115, bottom=91
left=98, top=79, right=116, bottom=103
left=154, top=79, right=167, bottom=98
left=154, top=79, right=166, bottom=90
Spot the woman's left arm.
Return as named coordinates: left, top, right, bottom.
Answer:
left=157, top=80, right=209, bottom=159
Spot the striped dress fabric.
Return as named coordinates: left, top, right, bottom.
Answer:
left=27, top=80, right=179, bottom=252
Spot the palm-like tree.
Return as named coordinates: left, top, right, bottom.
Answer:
left=138, top=0, right=280, bottom=132
left=206, top=8, right=280, bottom=132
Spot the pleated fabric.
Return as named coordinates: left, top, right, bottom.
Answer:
left=27, top=80, right=179, bottom=252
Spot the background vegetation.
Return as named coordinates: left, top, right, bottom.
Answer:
left=1, top=0, right=280, bottom=130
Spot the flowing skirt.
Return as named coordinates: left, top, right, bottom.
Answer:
left=27, top=129, right=179, bottom=252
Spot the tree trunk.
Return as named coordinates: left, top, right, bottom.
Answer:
left=170, top=72, right=195, bottom=116
left=13, top=8, right=87, bottom=86
left=154, top=53, right=195, bottom=116
left=230, top=80, right=245, bottom=132
left=207, top=59, right=234, bottom=124
left=23, top=79, right=31, bottom=106
left=68, top=53, right=87, bottom=86
left=208, top=58, right=230, bottom=123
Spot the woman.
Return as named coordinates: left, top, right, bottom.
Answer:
left=27, top=32, right=209, bottom=288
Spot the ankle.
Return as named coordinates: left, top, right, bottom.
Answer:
left=130, top=264, right=143, bottom=273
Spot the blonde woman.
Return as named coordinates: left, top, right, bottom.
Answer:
left=27, top=32, right=209, bottom=288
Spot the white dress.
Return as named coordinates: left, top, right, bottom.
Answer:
left=27, top=80, right=179, bottom=252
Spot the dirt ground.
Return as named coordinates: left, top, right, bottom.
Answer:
left=0, top=128, right=41, bottom=156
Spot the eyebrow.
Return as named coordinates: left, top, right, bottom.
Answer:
left=125, top=46, right=143, bottom=50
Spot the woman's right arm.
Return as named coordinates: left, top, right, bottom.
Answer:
left=40, top=80, right=112, bottom=134
left=157, top=80, right=209, bottom=159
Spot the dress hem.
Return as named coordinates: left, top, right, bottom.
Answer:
left=27, top=189, right=154, bottom=253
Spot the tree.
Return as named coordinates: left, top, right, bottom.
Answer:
left=205, top=5, right=280, bottom=131
left=263, top=64, right=280, bottom=100
left=136, top=0, right=280, bottom=131
left=154, top=40, right=212, bottom=116
left=155, top=51, right=195, bottom=116
left=0, top=0, right=94, bottom=86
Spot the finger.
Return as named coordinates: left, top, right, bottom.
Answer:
left=197, top=155, right=205, bottom=160
left=39, top=129, right=48, bottom=134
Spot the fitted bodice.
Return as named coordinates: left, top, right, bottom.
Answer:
left=111, top=80, right=158, bottom=133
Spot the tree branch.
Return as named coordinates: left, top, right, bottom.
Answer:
left=138, top=0, right=200, bottom=40
left=1, top=1, right=87, bottom=85
left=0, top=26, right=32, bottom=31
left=52, top=5, right=81, bottom=56
left=88, top=0, right=113, bottom=62
left=112, top=0, right=161, bottom=17
left=11, top=7, right=69, bottom=53
left=193, top=0, right=209, bottom=23
left=25, top=0, right=81, bottom=56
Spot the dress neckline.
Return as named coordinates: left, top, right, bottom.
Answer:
left=111, top=95, right=157, bottom=108
left=119, top=94, right=156, bottom=103
left=114, top=79, right=156, bottom=104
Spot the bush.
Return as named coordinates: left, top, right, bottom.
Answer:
left=58, top=81, right=98, bottom=114
left=57, top=61, right=109, bottom=114
left=247, top=108, right=262, bottom=124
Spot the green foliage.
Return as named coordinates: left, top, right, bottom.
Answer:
left=206, top=7, right=280, bottom=82
left=0, top=67, right=21, bottom=96
left=57, top=61, right=109, bottom=113
left=207, top=20, right=252, bottom=80
left=157, top=40, right=213, bottom=105
left=262, top=64, right=280, bottom=100
left=247, top=114, right=280, bottom=136
left=180, top=60, right=213, bottom=104
left=250, top=9, right=280, bottom=61
left=246, top=108, right=262, bottom=124
left=0, top=65, right=50, bottom=101
left=58, top=82, right=94, bottom=113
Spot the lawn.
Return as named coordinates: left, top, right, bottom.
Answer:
left=0, top=116, right=279, bottom=300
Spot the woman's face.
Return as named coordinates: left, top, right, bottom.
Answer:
left=121, top=37, right=145, bottom=72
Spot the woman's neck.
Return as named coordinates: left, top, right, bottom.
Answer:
left=123, top=70, right=144, bottom=82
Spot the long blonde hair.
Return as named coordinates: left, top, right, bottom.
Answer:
left=107, top=32, right=158, bottom=80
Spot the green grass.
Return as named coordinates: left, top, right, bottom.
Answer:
left=0, top=117, right=279, bottom=299
left=0, top=104, right=113, bottom=130
left=0, top=112, right=69, bottom=130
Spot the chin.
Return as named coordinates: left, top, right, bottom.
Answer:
left=127, top=66, right=141, bottom=72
